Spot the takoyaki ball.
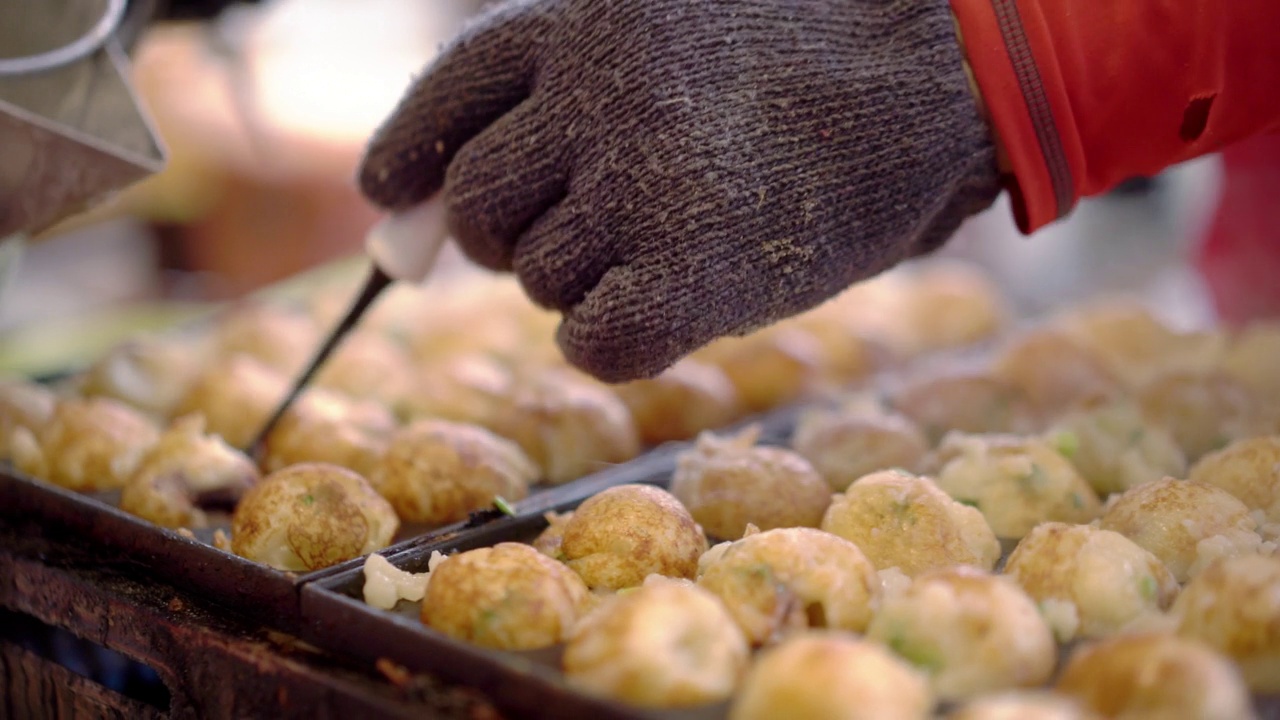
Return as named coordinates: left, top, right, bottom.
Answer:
left=931, top=433, right=1101, bottom=540
left=693, top=325, right=827, bottom=413
left=230, top=462, right=398, bottom=572
left=563, top=576, right=749, bottom=709
left=890, top=372, right=1041, bottom=446
left=1189, top=436, right=1280, bottom=524
left=422, top=542, right=593, bottom=651
left=487, top=369, right=640, bottom=485
left=371, top=419, right=535, bottom=525
left=10, top=396, right=159, bottom=491
left=671, top=426, right=832, bottom=541
left=1055, top=633, right=1255, bottom=720
left=209, top=302, right=320, bottom=374
left=728, top=631, right=934, bottom=720
left=792, top=307, right=896, bottom=385
left=531, top=510, right=573, bottom=558
left=947, top=691, right=1101, bottom=720
left=1137, top=369, right=1269, bottom=461
left=790, top=404, right=930, bottom=491
left=261, top=390, right=396, bottom=480
left=820, top=271, right=919, bottom=354
left=313, top=330, right=415, bottom=408
left=992, top=328, right=1123, bottom=414
left=1044, top=399, right=1187, bottom=497
left=398, top=353, right=515, bottom=427
left=1056, top=301, right=1226, bottom=388
left=170, top=354, right=287, bottom=449
left=612, top=360, right=743, bottom=445
left=558, top=484, right=708, bottom=591
left=1221, top=320, right=1280, bottom=404
left=1173, top=554, right=1280, bottom=693
left=895, top=260, right=1009, bottom=354
left=866, top=566, right=1056, bottom=701
left=0, top=379, right=55, bottom=461
left=119, top=415, right=259, bottom=529
left=696, top=527, right=880, bottom=645
left=1002, top=523, right=1178, bottom=642
left=404, top=276, right=555, bottom=364
left=820, top=470, right=1000, bottom=577
left=406, top=312, right=525, bottom=365
left=77, top=336, right=202, bottom=419
left=1099, top=477, right=1266, bottom=583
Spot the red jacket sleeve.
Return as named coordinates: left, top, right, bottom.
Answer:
left=951, top=0, right=1280, bottom=233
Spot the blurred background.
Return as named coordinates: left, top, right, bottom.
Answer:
left=0, top=0, right=1260, bottom=375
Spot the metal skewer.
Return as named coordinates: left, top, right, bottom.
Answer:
left=244, top=263, right=394, bottom=460
left=242, top=197, right=450, bottom=462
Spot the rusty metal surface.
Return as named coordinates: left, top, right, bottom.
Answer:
left=0, top=641, right=165, bottom=720
left=0, top=522, right=502, bottom=720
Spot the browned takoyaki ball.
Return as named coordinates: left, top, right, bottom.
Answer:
left=672, top=426, right=832, bottom=541
left=563, top=577, right=750, bottom=709
left=170, top=354, right=288, bottom=449
left=890, top=371, right=1041, bottom=446
left=10, top=396, right=159, bottom=491
left=0, top=379, right=55, bottom=462
left=370, top=419, right=535, bottom=525
left=1055, top=633, right=1255, bottom=720
left=208, top=302, right=320, bottom=374
left=612, top=360, right=743, bottom=446
left=820, top=470, right=1000, bottom=577
left=486, top=369, right=640, bottom=485
left=230, top=462, right=397, bottom=572
left=422, top=542, right=593, bottom=651
left=557, top=484, right=709, bottom=591
left=992, top=328, right=1123, bottom=415
left=77, top=336, right=202, bottom=419
left=791, top=403, right=930, bottom=491
left=119, top=415, right=259, bottom=529
left=260, top=390, right=397, bottom=480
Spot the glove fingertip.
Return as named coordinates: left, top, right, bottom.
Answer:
left=556, top=328, right=672, bottom=384
left=358, top=136, right=444, bottom=211
left=554, top=284, right=690, bottom=383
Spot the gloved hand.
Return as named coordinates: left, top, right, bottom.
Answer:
left=359, top=0, right=1001, bottom=382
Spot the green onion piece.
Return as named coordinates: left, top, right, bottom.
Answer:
left=1052, top=431, right=1080, bottom=459
left=887, top=633, right=944, bottom=673
left=1139, top=575, right=1158, bottom=600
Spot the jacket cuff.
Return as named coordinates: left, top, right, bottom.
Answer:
left=953, top=0, right=1280, bottom=236
left=950, top=0, right=1076, bottom=234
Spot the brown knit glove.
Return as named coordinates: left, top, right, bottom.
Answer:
left=359, top=0, right=1001, bottom=382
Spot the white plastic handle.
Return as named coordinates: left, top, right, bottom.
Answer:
left=364, top=196, right=449, bottom=284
